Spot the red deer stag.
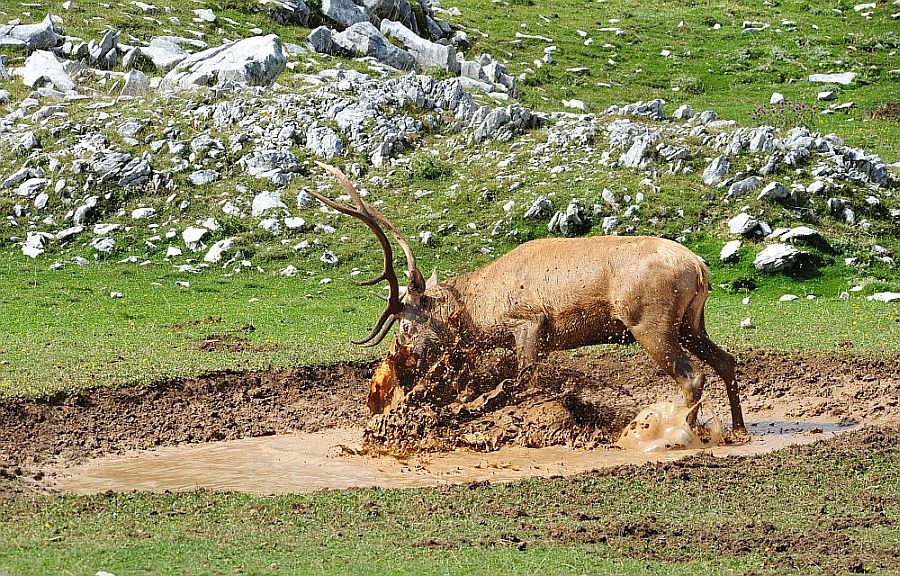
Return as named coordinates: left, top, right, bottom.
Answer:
left=307, top=162, right=746, bottom=432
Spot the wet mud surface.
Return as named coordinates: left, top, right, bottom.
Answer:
left=1, top=350, right=899, bottom=495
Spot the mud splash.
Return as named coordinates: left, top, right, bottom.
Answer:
left=52, top=420, right=855, bottom=495
left=3, top=351, right=898, bottom=495
left=616, top=401, right=724, bottom=452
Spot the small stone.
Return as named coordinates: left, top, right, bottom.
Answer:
left=280, top=265, right=299, bottom=277
left=192, top=8, right=216, bottom=22
left=284, top=217, right=306, bottom=230
left=779, top=294, right=800, bottom=302
left=110, top=292, right=124, bottom=299
left=132, top=207, right=156, bottom=220
left=562, top=99, right=589, bottom=112
left=817, top=90, right=837, bottom=101
left=728, top=213, right=759, bottom=236
left=259, top=217, right=281, bottom=234
left=120, top=69, right=151, bottom=97
left=320, top=250, right=338, bottom=265
left=739, top=318, right=754, bottom=329
left=770, top=92, right=785, bottom=104
left=204, top=238, right=234, bottom=263
left=720, top=240, right=741, bottom=262
left=701, top=156, right=729, bottom=186
left=523, top=196, right=552, bottom=221
left=188, top=170, right=221, bottom=186
left=252, top=190, right=287, bottom=217
left=867, top=292, right=900, bottom=303
left=182, top=226, right=208, bottom=251
left=726, top=176, right=762, bottom=198
left=757, top=181, right=789, bottom=201
left=808, top=72, right=856, bottom=85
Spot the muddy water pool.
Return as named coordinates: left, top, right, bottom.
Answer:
left=51, top=420, right=855, bottom=495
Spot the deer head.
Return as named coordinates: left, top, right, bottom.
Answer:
left=308, top=163, right=450, bottom=358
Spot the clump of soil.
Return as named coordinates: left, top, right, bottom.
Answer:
left=364, top=345, right=642, bottom=453
left=198, top=332, right=281, bottom=352
left=363, top=344, right=900, bottom=454
left=870, top=102, right=900, bottom=121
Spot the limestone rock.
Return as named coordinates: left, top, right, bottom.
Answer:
left=141, top=38, right=188, bottom=72
left=0, top=15, right=62, bottom=51
left=754, top=243, right=801, bottom=273
left=162, top=35, right=286, bottom=90
left=727, top=213, right=759, bottom=236
left=259, top=0, right=311, bottom=25
left=321, top=0, right=368, bottom=29
left=306, top=125, right=344, bottom=158
left=701, top=156, right=729, bottom=186
left=808, top=72, right=855, bottom=85
left=252, top=190, right=287, bottom=217
left=524, top=195, right=552, bottom=221
left=720, top=240, right=741, bottom=262
left=21, top=50, right=75, bottom=92
left=380, top=20, right=457, bottom=72
left=332, top=22, right=415, bottom=71
left=204, top=238, right=234, bottom=263
left=308, top=26, right=334, bottom=53
left=120, top=69, right=151, bottom=97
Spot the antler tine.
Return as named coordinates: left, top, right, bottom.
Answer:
left=352, top=314, right=398, bottom=347
left=365, top=205, right=419, bottom=279
left=314, top=161, right=419, bottom=279
left=312, top=161, right=404, bottom=346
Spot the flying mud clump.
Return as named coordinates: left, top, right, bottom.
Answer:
left=363, top=335, right=629, bottom=453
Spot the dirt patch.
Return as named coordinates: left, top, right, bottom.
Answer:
left=870, top=102, right=900, bottom=121
left=168, top=316, right=224, bottom=329
left=0, top=362, right=373, bottom=493
left=197, top=332, right=281, bottom=352
left=1, top=350, right=898, bottom=494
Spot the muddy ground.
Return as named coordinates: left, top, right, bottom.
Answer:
left=1, top=349, right=898, bottom=494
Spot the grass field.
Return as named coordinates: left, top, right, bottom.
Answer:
left=2, top=251, right=898, bottom=398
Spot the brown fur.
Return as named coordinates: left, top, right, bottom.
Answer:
left=402, top=236, right=745, bottom=431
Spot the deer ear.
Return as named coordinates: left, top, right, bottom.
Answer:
left=407, top=269, right=426, bottom=295
left=426, top=269, right=439, bottom=289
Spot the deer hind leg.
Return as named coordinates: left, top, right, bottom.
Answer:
left=680, top=311, right=746, bottom=432
left=629, top=323, right=705, bottom=427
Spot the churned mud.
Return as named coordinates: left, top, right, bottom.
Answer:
left=0, top=350, right=898, bottom=496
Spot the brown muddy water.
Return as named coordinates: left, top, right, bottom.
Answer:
left=52, top=420, right=855, bottom=495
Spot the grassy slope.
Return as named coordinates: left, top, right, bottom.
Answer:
left=449, top=0, right=900, bottom=159
left=1, top=430, right=898, bottom=575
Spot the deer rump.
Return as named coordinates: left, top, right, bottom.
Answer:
left=311, top=162, right=745, bottom=432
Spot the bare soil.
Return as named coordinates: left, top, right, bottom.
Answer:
left=1, top=350, right=898, bottom=495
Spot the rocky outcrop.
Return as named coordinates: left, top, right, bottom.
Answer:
left=332, top=22, right=416, bottom=71
left=161, top=35, right=286, bottom=90
left=380, top=20, right=458, bottom=72
left=0, top=15, right=62, bottom=51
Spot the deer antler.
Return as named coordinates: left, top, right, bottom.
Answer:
left=307, top=162, right=403, bottom=346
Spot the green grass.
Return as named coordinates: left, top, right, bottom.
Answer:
left=1, top=249, right=898, bottom=398
left=2, top=430, right=898, bottom=574
left=449, top=0, right=900, bottom=159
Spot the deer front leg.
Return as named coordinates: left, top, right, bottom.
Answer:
left=512, top=317, right=546, bottom=376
